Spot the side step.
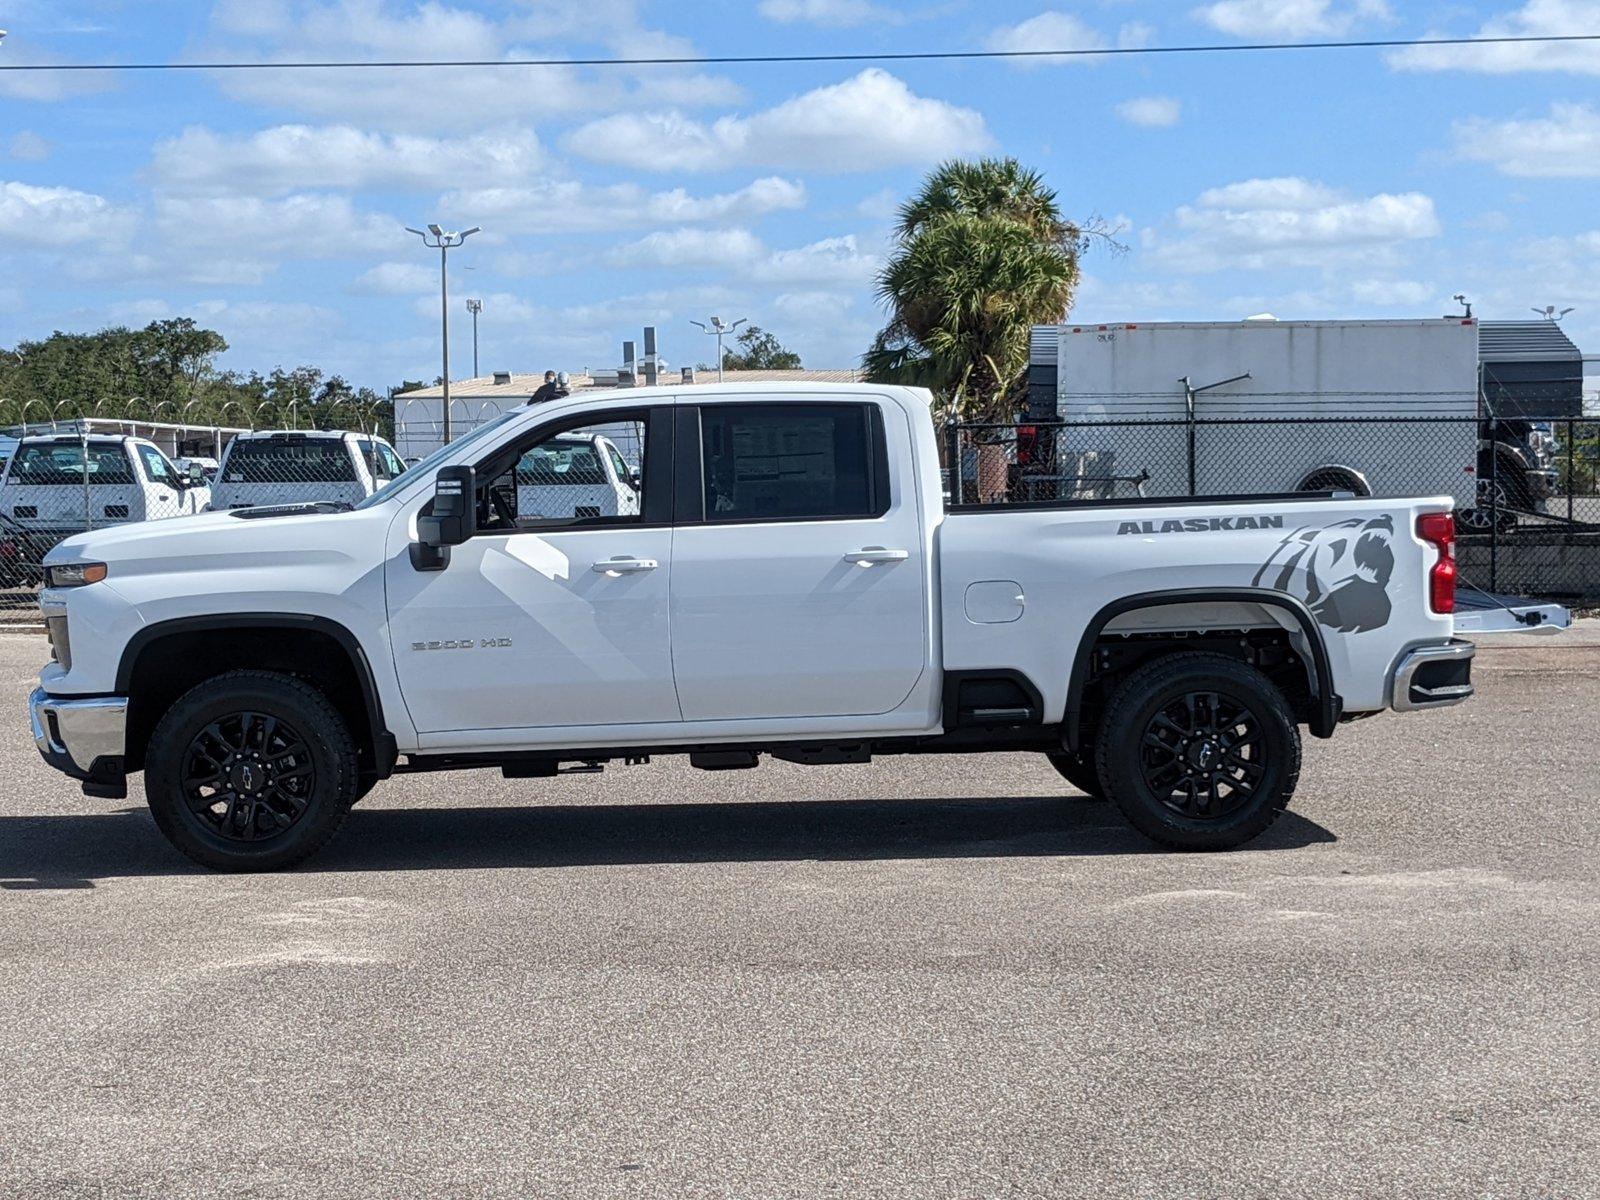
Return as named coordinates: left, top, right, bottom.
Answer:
left=689, top=750, right=759, bottom=771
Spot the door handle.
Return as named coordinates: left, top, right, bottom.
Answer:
left=843, top=547, right=909, bottom=566
left=592, top=556, right=658, bottom=575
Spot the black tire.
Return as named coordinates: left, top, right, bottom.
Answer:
left=145, top=670, right=359, bottom=871
left=1046, top=751, right=1104, bottom=799
left=1095, top=653, right=1301, bottom=851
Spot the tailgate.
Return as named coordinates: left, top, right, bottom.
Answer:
left=1453, top=588, right=1572, bottom=635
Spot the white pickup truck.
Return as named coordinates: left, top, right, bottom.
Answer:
left=1, top=433, right=210, bottom=588
left=28, top=384, right=1568, bottom=871
left=209, top=429, right=406, bottom=511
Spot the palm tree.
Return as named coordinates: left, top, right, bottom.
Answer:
left=863, top=158, right=1084, bottom=424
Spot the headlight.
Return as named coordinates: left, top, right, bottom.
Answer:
left=44, top=562, right=108, bottom=588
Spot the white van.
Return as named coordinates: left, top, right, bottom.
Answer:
left=513, top=432, right=640, bottom=522
left=0, top=433, right=209, bottom=586
left=210, top=430, right=406, bottom=511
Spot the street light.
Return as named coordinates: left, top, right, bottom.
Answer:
left=690, top=316, right=747, bottom=383
left=406, top=223, right=480, bottom=444
left=466, top=298, right=484, bottom=378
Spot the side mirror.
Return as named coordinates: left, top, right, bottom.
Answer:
left=412, top=464, right=476, bottom=571
left=188, top=462, right=207, bottom=486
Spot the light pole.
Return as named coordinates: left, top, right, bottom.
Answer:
left=406, top=223, right=480, bottom=444
left=691, top=316, right=747, bottom=383
left=466, top=298, right=484, bottom=378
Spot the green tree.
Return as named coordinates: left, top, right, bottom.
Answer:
left=722, top=325, right=803, bottom=371
left=863, top=157, right=1100, bottom=423
left=0, top=320, right=389, bottom=437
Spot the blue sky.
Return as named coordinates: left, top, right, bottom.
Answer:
left=2, top=0, right=1598, bottom=388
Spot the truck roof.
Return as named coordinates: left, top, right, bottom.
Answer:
left=546, top=381, right=925, bottom=405
left=16, top=432, right=141, bottom=446
left=233, top=429, right=356, bottom=441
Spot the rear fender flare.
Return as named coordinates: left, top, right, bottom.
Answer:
left=1064, top=587, right=1340, bottom=752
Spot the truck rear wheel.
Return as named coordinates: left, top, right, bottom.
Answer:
left=1094, top=653, right=1300, bottom=850
left=1045, top=751, right=1103, bottom=799
left=144, top=670, right=359, bottom=871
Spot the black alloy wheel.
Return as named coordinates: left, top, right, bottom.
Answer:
left=1095, top=653, right=1300, bottom=850
left=1136, top=690, right=1263, bottom=821
left=146, top=670, right=358, bottom=871
left=182, top=710, right=317, bottom=842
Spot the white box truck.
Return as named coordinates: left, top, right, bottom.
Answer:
left=1030, top=318, right=1481, bottom=508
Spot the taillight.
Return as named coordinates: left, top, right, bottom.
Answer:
left=1417, top=511, right=1456, bottom=614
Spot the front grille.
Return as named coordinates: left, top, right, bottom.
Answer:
left=45, top=615, right=71, bottom=672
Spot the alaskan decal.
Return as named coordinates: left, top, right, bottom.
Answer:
left=1117, top=515, right=1286, bottom=535
left=1253, top=514, right=1395, bottom=634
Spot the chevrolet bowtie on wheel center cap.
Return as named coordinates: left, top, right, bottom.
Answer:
left=184, top=710, right=317, bottom=841
left=1138, top=690, right=1262, bottom=820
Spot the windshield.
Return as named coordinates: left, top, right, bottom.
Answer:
left=355, top=410, right=522, bottom=510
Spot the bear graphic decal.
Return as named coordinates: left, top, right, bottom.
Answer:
left=1252, top=514, right=1396, bottom=634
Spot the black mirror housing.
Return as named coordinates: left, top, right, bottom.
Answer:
left=413, top=464, right=476, bottom=571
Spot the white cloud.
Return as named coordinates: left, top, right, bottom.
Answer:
left=1348, top=279, right=1438, bottom=307
left=753, top=235, right=879, bottom=285
left=608, top=229, right=880, bottom=284
left=351, top=261, right=438, bottom=295
left=1389, top=0, right=1600, bottom=75
left=857, top=187, right=900, bottom=220
left=149, top=125, right=545, bottom=195
left=1195, top=0, right=1393, bottom=38
left=608, top=228, right=768, bottom=270
left=567, top=69, right=990, bottom=172
left=7, top=132, right=53, bottom=161
left=0, top=181, right=134, bottom=248
left=439, top=176, right=806, bottom=235
left=1150, top=176, right=1440, bottom=271
left=1451, top=102, right=1600, bottom=177
left=757, top=0, right=900, bottom=26
left=986, top=11, right=1105, bottom=60
left=1117, top=96, right=1182, bottom=127
left=0, top=34, right=116, bottom=101
left=199, top=0, right=743, bottom=131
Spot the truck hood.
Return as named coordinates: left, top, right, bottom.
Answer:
left=43, top=504, right=389, bottom=577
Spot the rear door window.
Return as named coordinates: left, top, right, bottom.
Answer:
left=698, top=403, right=887, bottom=523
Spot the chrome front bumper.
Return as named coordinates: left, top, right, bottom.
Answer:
left=1391, top=640, right=1476, bottom=712
left=29, top=686, right=129, bottom=789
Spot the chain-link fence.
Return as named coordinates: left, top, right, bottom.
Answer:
left=1, top=407, right=394, bottom=618
left=945, top=412, right=1600, bottom=601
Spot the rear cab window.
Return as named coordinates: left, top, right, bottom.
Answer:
left=4, top=443, right=137, bottom=486
left=223, top=437, right=359, bottom=484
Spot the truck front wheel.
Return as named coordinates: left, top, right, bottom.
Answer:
left=1094, top=653, right=1301, bottom=850
left=144, top=670, right=359, bottom=871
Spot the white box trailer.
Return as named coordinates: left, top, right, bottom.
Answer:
left=1031, top=318, right=1481, bottom=507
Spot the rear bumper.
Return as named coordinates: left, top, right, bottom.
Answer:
left=29, top=686, right=129, bottom=797
left=1390, top=640, right=1475, bottom=712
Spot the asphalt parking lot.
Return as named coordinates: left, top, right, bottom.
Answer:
left=1, top=631, right=1596, bottom=1199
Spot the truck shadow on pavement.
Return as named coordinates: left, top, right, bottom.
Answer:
left=0, top=795, right=1335, bottom=886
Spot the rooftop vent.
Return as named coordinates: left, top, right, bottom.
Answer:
left=493, top=371, right=512, bottom=385
left=682, top=366, right=696, bottom=384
